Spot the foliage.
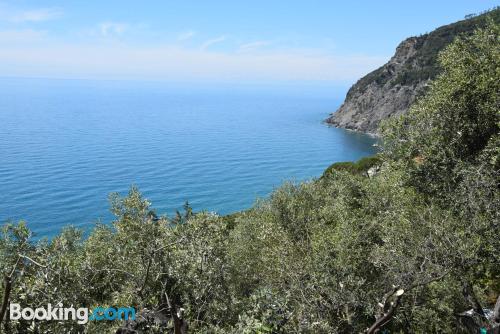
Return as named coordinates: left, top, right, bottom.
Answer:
left=322, top=155, right=382, bottom=178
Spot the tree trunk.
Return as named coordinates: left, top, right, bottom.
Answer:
left=172, top=308, right=188, bottom=334
left=164, top=291, right=188, bottom=334
left=494, top=294, right=500, bottom=324
left=0, top=275, right=12, bottom=328
left=462, top=280, right=485, bottom=317
left=366, top=288, right=404, bottom=334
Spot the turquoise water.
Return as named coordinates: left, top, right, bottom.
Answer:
left=0, top=78, right=377, bottom=237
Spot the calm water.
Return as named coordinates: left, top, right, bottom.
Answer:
left=0, top=78, right=377, bottom=237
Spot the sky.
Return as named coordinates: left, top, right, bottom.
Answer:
left=0, top=0, right=497, bottom=85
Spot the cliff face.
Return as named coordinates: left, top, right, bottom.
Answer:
left=325, top=9, right=499, bottom=134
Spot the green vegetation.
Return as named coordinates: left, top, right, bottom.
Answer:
left=1, top=21, right=499, bottom=334
left=322, top=155, right=382, bottom=177
left=350, top=7, right=500, bottom=97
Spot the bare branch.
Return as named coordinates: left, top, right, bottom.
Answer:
left=18, top=254, right=46, bottom=269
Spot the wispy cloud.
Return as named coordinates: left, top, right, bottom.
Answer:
left=0, top=8, right=388, bottom=83
left=238, top=41, right=271, bottom=53
left=177, top=30, right=196, bottom=41
left=0, top=41, right=388, bottom=82
left=0, top=29, right=47, bottom=43
left=8, top=8, right=63, bottom=23
left=99, top=22, right=128, bottom=37
left=200, top=35, right=226, bottom=50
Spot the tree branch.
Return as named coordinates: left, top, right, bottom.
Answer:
left=493, top=294, right=500, bottom=324
left=366, top=287, right=404, bottom=334
left=0, top=275, right=13, bottom=328
left=0, top=257, right=23, bottom=328
left=18, top=254, right=46, bottom=268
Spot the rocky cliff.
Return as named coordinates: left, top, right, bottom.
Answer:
left=325, top=8, right=499, bottom=134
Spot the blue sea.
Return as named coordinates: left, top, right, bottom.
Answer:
left=0, top=78, right=377, bottom=237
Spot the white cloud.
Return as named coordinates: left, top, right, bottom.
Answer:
left=8, top=8, right=62, bottom=23
left=99, top=22, right=128, bottom=36
left=200, top=35, right=226, bottom=50
left=177, top=30, right=196, bottom=41
left=0, top=4, right=388, bottom=83
left=0, top=42, right=388, bottom=82
left=238, top=41, right=271, bottom=53
left=0, top=29, right=47, bottom=43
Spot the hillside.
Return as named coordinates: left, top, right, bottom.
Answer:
left=325, top=8, right=500, bottom=134
left=1, top=14, right=499, bottom=334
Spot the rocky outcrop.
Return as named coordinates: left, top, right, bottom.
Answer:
left=326, top=37, right=428, bottom=134
left=325, top=8, right=500, bottom=134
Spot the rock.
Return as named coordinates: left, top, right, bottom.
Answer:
left=367, top=166, right=380, bottom=178
left=115, top=308, right=170, bottom=334
left=325, top=9, right=500, bottom=134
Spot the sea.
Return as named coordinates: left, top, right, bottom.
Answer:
left=0, top=78, right=377, bottom=237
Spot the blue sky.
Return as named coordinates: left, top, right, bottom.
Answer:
left=0, top=1, right=497, bottom=84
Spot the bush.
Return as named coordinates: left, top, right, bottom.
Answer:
left=322, top=155, right=382, bottom=177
